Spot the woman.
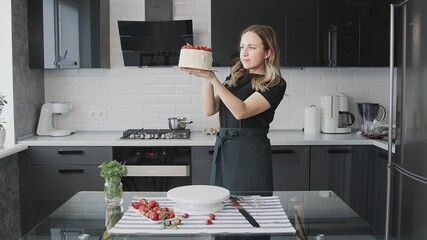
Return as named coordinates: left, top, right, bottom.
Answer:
left=182, top=25, right=286, bottom=192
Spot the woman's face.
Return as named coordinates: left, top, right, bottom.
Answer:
left=239, top=31, right=270, bottom=74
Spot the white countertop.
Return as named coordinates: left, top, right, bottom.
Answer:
left=0, top=130, right=392, bottom=160
left=17, top=130, right=385, bottom=147
left=0, top=143, right=28, bottom=159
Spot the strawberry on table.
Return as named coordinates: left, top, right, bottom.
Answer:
left=147, top=200, right=157, bottom=208
left=149, top=211, right=159, bottom=221
left=131, top=201, right=141, bottom=209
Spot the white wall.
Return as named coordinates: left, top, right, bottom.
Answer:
left=44, top=0, right=390, bottom=132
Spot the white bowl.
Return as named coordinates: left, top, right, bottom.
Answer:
left=167, top=185, right=230, bottom=215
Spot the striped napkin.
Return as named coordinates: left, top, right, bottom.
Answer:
left=108, top=196, right=296, bottom=236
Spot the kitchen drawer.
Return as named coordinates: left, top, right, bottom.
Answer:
left=19, top=146, right=109, bottom=233
left=26, top=146, right=112, bottom=165
left=30, top=165, right=104, bottom=201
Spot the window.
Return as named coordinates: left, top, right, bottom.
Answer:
left=0, top=1, right=15, bottom=146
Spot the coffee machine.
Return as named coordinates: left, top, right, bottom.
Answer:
left=320, top=94, right=355, bottom=134
left=37, top=102, right=75, bottom=136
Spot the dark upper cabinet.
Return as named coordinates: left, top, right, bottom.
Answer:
left=211, top=0, right=286, bottom=67
left=28, top=0, right=110, bottom=69
left=318, top=0, right=392, bottom=67
left=212, top=0, right=392, bottom=67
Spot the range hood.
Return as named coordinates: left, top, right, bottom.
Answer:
left=118, top=20, right=193, bottom=67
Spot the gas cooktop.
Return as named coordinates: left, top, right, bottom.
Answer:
left=121, top=129, right=191, bottom=140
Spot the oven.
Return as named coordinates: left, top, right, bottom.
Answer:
left=113, top=146, right=192, bottom=191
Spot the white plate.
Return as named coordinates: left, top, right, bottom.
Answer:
left=167, top=185, right=230, bottom=215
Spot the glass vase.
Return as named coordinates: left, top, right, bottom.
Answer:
left=105, top=204, right=123, bottom=230
left=104, top=178, right=123, bottom=206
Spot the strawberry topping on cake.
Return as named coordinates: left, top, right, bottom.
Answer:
left=182, top=43, right=212, bottom=52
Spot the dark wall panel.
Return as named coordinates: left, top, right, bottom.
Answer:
left=0, top=154, right=21, bottom=239
left=12, top=0, right=45, bottom=139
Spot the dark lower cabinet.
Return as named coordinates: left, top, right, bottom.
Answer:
left=191, top=146, right=214, bottom=185
left=19, top=143, right=386, bottom=236
left=310, top=145, right=373, bottom=220
left=366, top=147, right=391, bottom=236
left=19, top=146, right=112, bottom=234
left=272, top=146, right=310, bottom=190
left=191, top=146, right=310, bottom=191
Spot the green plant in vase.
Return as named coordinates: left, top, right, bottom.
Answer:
left=99, top=160, right=127, bottom=205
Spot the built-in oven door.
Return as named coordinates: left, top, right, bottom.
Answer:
left=113, top=146, right=192, bottom=191
left=123, top=163, right=191, bottom=191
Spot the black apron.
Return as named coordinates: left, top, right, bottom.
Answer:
left=210, top=127, right=274, bottom=192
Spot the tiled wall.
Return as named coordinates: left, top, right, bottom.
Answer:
left=44, top=0, right=390, bottom=132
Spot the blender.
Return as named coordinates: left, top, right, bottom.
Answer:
left=37, top=102, right=75, bottom=136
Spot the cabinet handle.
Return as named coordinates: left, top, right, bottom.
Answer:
left=58, top=150, right=84, bottom=155
left=208, top=150, right=214, bottom=155
left=378, top=152, right=388, bottom=159
left=327, top=149, right=352, bottom=154
left=272, top=149, right=294, bottom=154
left=58, top=169, right=84, bottom=174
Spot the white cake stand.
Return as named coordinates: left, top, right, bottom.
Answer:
left=167, top=185, right=230, bottom=215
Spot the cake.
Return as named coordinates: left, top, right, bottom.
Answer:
left=178, top=44, right=213, bottom=71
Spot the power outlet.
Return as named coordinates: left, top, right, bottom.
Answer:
left=89, top=110, right=108, bottom=120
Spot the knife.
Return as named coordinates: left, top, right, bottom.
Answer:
left=230, top=198, right=260, bottom=227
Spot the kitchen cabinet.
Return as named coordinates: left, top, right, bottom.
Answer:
left=19, top=146, right=112, bottom=234
left=310, top=145, right=373, bottom=220
left=212, top=0, right=391, bottom=67
left=272, top=146, right=310, bottom=190
left=211, top=0, right=286, bottom=67
left=28, top=0, right=110, bottom=69
left=191, top=146, right=310, bottom=191
left=317, top=0, right=392, bottom=67
left=366, top=147, right=393, bottom=235
left=191, top=146, right=214, bottom=185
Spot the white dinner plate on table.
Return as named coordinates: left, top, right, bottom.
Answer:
left=167, top=185, right=230, bottom=215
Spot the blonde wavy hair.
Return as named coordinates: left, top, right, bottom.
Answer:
left=226, top=25, right=282, bottom=92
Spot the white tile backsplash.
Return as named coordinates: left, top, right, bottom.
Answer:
left=44, top=0, right=391, bottom=131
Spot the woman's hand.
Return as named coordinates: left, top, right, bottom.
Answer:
left=181, top=67, right=220, bottom=116
left=181, top=67, right=216, bottom=81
